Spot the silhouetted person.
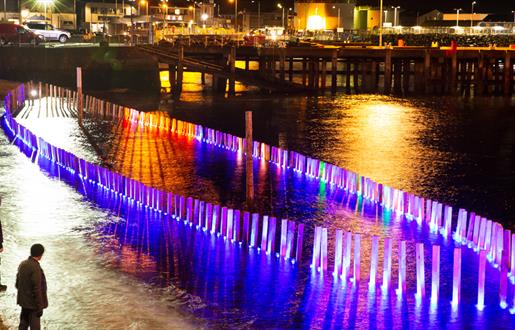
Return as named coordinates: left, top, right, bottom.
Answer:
left=16, top=244, right=48, bottom=330
left=0, top=196, right=5, bottom=292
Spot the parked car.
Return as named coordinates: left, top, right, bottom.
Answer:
left=25, top=22, right=71, bottom=43
left=0, top=23, right=40, bottom=46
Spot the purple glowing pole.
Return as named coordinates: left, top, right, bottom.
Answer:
left=280, top=219, right=288, bottom=257
left=250, top=213, right=259, bottom=248
left=321, top=228, right=328, bottom=272
left=227, top=209, right=234, bottom=241
left=477, top=217, right=487, bottom=250
left=334, top=230, right=343, bottom=277
left=343, top=232, right=352, bottom=280
left=221, top=207, right=228, bottom=237
left=285, top=221, right=295, bottom=259
left=397, top=240, right=406, bottom=296
left=431, top=245, right=440, bottom=303
left=369, top=236, right=379, bottom=290
left=260, top=216, right=269, bottom=252
left=477, top=249, right=486, bottom=310
left=416, top=243, right=425, bottom=300
left=266, top=217, right=277, bottom=256
left=242, top=211, right=250, bottom=245
left=295, top=224, right=304, bottom=263
left=485, top=220, right=493, bottom=251
left=383, top=238, right=392, bottom=292
left=353, top=234, right=361, bottom=284
left=233, top=210, right=241, bottom=243
left=451, top=247, right=462, bottom=307
left=312, top=227, right=322, bottom=270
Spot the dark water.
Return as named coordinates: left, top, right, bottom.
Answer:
left=1, top=89, right=515, bottom=329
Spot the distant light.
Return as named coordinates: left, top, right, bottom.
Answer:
left=412, top=26, right=422, bottom=30
left=30, top=90, right=38, bottom=97
left=492, top=26, right=504, bottom=31
left=201, top=13, right=208, bottom=21
left=307, top=15, right=325, bottom=31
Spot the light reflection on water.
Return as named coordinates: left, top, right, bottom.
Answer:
left=2, top=91, right=515, bottom=328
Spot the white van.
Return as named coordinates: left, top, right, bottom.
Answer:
left=25, top=22, right=71, bottom=43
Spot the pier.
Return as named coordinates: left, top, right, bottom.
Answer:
left=142, top=44, right=515, bottom=97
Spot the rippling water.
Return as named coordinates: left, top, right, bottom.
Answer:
left=1, top=89, right=515, bottom=329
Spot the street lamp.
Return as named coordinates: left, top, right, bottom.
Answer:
left=384, top=10, right=388, bottom=24
left=201, top=13, right=208, bottom=29
left=38, top=0, right=53, bottom=23
left=229, top=0, right=237, bottom=32
left=277, top=3, right=285, bottom=32
left=392, top=6, right=400, bottom=27
left=470, top=1, right=476, bottom=28
left=332, top=5, right=340, bottom=31
left=251, top=0, right=260, bottom=30
left=512, top=10, right=515, bottom=24
left=379, top=0, right=383, bottom=46
left=454, top=8, right=462, bottom=28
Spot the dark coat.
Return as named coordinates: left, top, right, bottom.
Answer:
left=16, top=257, right=48, bottom=311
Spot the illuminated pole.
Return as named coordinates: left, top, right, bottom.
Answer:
left=393, top=6, right=400, bottom=27
left=379, top=0, right=383, bottom=47
left=454, top=8, right=462, bottom=27
left=470, top=1, right=476, bottom=28
left=277, top=4, right=284, bottom=33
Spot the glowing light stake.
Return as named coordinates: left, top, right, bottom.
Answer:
left=383, top=238, right=392, bottom=292
left=496, top=227, right=504, bottom=266
left=285, top=221, right=295, bottom=259
left=266, top=217, right=277, bottom=256
left=227, top=209, right=234, bottom=241
left=397, top=240, right=406, bottom=296
left=472, top=215, right=481, bottom=248
left=369, top=236, right=379, bottom=290
left=280, top=219, right=288, bottom=257
left=260, top=216, right=269, bottom=252
left=321, top=228, right=328, bottom=272
left=511, top=233, right=515, bottom=279
left=477, top=249, right=486, bottom=310
left=353, top=234, right=361, bottom=284
left=477, top=217, right=487, bottom=250
left=242, top=212, right=250, bottom=245
left=342, top=232, right=352, bottom=280
left=205, top=203, right=212, bottom=231
left=499, top=230, right=510, bottom=308
left=431, top=245, right=440, bottom=303
left=233, top=210, right=240, bottom=242
left=485, top=220, right=492, bottom=251
left=416, top=243, right=426, bottom=300
left=466, top=212, right=476, bottom=244
left=220, top=206, right=228, bottom=237
left=451, top=247, right=462, bottom=307
left=211, top=204, right=220, bottom=234
left=334, top=230, right=343, bottom=277
left=443, top=205, right=452, bottom=237
left=312, top=227, right=322, bottom=270
left=250, top=213, right=259, bottom=248
left=296, top=224, right=305, bottom=263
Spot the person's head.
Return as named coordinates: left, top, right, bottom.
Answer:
left=30, top=244, right=45, bottom=261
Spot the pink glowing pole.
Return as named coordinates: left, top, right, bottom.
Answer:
left=477, top=249, right=487, bottom=310
left=472, top=215, right=481, bottom=248
left=260, top=216, right=269, bottom=252
left=511, top=233, right=515, bottom=279
left=295, top=224, right=304, bottom=263
left=451, top=247, right=462, bottom=307
left=369, top=236, right=379, bottom=289
left=484, top=220, right=492, bottom=251
left=416, top=243, right=425, bottom=300
left=233, top=210, right=240, bottom=243
left=495, top=227, right=504, bottom=266
left=266, top=217, right=277, bottom=256
left=211, top=205, right=220, bottom=234
left=443, top=205, right=452, bottom=237
left=353, top=234, right=361, bottom=284
left=280, top=219, right=288, bottom=257
left=205, top=203, right=212, bottom=231
left=477, top=217, right=487, bottom=251
left=334, top=230, right=343, bottom=277
left=312, top=227, right=322, bottom=270
left=431, top=245, right=440, bottom=303
left=383, top=238, right=392, bottom=291
left=499, top=230, right=510, bottom=308
left=221, top=206, right=228, bottom=237
left=227, top=209, right=234, bottom=241
left=397, top=240, right=406, bottom=296
left=466, top=212, right=476, bottom=244
left=343, top=232, right=352, bottom=280
left=242, top=211, right=250, bottom=245
left=321, top=228, right=328, bottom=272
left=285, top=221, right=296, bottom=259
left=250, top=213, right=259, bottom=248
